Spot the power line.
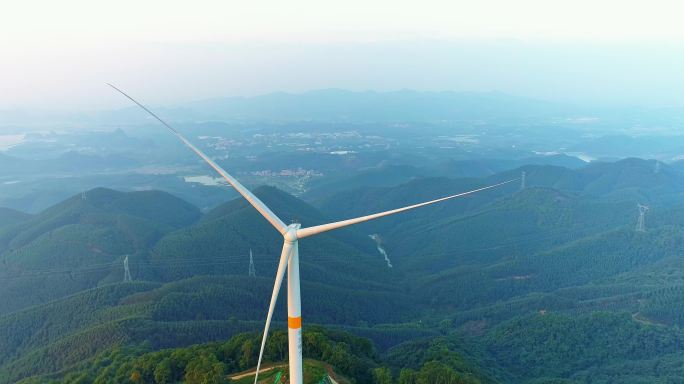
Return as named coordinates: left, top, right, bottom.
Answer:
left=249, top=249, right=256, bottom=277
left=520, top=171, right=526, bottom=190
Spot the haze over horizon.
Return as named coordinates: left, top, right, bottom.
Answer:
left=2, top=0, right=684, bottom=110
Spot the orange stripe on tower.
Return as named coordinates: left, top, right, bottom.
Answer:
left=288, top=316, right=302, bottom=329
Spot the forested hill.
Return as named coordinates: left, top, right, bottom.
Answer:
left=302, top=154, right=586, bottom=201
left=4, top=158, right=684, bottom=382
left=508, top=157, right=683, bottom=200
left=16, top=327, right=492, bottom=384
left=317, top=158, right=679, bottom=223
left=0, top=207, right=31, bottom=228
left=0, top=188, right=201, bottom=314
left=147, top=185, right=389, bottom=288
left=0, top=186, right=389, bottom=315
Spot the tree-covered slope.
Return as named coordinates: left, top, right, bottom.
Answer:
left=0, top=207, right=31, bottom=229
left=0, top=273, right=417, bottom=383
left=316, top=158, right=683, bottom=245
left=495, top=158, right=684, bottom=202
left=15, top=326, right=492, bottom=384
left=0, top=282, right=159, bottom=367
left=484, top=312, right=684, bottom=383
left=149, top=186, right=390, bottom=289
left=385, top=187, right=635, bottom=273
left=0, top=188, right=201, bottom=314
left=315, top=175, right=519, bottom=236
left=5, top=159, right=684, bottom=383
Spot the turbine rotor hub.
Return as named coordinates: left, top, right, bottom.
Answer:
left=284, top=223, right=301, bottom=243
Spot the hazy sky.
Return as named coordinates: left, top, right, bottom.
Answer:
left=2, top=0, right=684, bottom=109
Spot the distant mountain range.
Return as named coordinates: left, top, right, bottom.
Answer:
left=176, top=89, right=573, bottom=122
left=1, top=89, right=587, bottom=126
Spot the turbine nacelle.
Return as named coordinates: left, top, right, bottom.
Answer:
left=284, top=223, right=301, bottom=243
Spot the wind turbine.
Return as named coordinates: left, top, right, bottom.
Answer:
left=108, top=84, right=517, bottom=384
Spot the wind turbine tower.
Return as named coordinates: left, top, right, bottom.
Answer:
left=249, top=249, right=256, bottom=277
left=636, top=204, right=649, bottom=232
left=109, top=84, right=518, bottom=384
left=123, top=255, right=132, bottom=282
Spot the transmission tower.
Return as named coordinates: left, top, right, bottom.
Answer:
left=248, top=249, right=256, bottom=277
left=521, top=171, right=526, bottom=190
left=636, top=204, right=649, bottom=232
left=81, top=191, right=87, bottom=201
left=655, top=161, right=661, bottom=174
left=123, top=255, right=132, bottom=282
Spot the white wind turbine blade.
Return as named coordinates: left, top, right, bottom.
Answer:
left=296, top=179, right=517, bottom=239
left=107, top=83, right=288, bottom=235
left=254, top=240, right=294, bottom=384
